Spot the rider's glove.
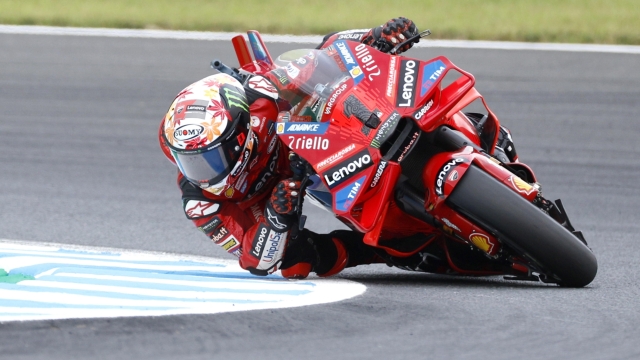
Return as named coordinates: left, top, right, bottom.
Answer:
left=264, top=179, right=301, bottom=232
left=362, top=17, right=419, bottom=54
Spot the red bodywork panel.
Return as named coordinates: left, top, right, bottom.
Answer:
left=232, top=33, right=539, bottom=261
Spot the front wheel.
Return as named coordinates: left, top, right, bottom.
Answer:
left=446, top=165, right=597, bottom=287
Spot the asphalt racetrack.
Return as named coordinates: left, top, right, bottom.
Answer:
left=1, top=32, right=640, bottom=359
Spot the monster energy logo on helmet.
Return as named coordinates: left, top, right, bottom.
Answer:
left=219, top=84, right=250, bottom=132
left=221, top=84, right=249, bottom=112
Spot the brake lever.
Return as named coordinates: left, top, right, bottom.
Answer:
left=289, top=155, right=313, bottom=234
left=389, top=29, right=432, bottom=55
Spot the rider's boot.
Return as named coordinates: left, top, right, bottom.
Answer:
left=280, top=230, right=355, bottom=279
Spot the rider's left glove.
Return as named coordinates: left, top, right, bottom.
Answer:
left=362, top=17, right=419, bottom=54
left=264, top=179, right=302, bottom=233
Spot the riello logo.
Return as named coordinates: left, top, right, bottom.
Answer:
left=174, top=124, right=204, bottom=141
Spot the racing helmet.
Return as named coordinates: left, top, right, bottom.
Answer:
left=161, top=73, right=252, bottom=194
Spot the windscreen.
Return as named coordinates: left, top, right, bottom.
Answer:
left=270, top=46, right=352, bottom=122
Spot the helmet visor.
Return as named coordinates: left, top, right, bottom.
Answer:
left=173, top=133, right=245, bottom=188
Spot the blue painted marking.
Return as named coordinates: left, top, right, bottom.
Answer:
left=34, top=275, right=311, bottom=295
left=0, top=250, right=226, bottom=267
left=0, top=242, right=366, bottom=321
left=0, top=298, right=177, bottom=311
left=46, top=267, right=310, bottom=285
left=0, top=284, right=273, bottom=304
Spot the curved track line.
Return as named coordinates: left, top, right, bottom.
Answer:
left=0, top=239, right=366, bottom=322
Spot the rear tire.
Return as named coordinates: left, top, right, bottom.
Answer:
left=446, top=165, right=597, bottom=287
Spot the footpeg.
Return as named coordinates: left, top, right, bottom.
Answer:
left=504, top=274, right=540, bottom=282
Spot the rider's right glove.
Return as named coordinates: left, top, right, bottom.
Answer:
left=362, top=17, right=419, bottom=54
left=264, top=179, right=302, bottom=233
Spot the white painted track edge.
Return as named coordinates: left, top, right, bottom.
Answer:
left=0, top=238, right=238, bottom=265
left=1, top=24, right=639, bottom=54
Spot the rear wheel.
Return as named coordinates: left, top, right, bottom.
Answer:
left=446, top=165, right=597, bottom=287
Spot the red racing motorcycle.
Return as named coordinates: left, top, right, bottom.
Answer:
left=214, top=30, right=597, bottom=287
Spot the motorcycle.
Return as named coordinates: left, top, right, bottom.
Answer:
left=212, top=30, right=597, bottom=287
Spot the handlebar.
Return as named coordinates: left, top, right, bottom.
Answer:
left=289, top=154, right=315, bottom=234
left=211, top=59, right=247, bottom=83
left=389, top=29, right=432, bottom=55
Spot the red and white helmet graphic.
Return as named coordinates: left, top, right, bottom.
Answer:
left=161, top=73, right=254, bottom=195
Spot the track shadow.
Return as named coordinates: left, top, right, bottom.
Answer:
left=335, top=269, right=587, bottom=289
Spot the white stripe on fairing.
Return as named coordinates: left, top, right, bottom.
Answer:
left=0, top=239, right=366, bottom=321
left=1, top=25, right=639, bottom=54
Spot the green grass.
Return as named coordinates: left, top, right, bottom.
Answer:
left=1, top=0, right=639, bottom=44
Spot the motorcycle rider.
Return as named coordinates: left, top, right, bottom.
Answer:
left=159, top=18, right=518, bottom=279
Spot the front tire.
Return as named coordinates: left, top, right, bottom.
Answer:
left=446, top=165, right=597, bottom=287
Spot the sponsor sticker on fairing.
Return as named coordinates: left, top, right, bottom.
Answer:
left=420, top=60, right=447, bottom=97
left=279, top=122, right=329, bottom=135
left=335, top=176, right=366, bottom=212
left=386, top=56, right=398, bottom=102
left=413, top=99, right=434, bottom=120
left=395, top=131, right=420, bottom=162
left=334, top=40, right=364, bottom=85
left=370, top=161, right=387, bottom=188
left=354, top=43, right=381, bottom=81
left=323, top=150, right=373, bottom=189
left=510, top=176, right=535, bottom=195
left=287, top=135, right=329, bottom=150
left=396, top=60, right=418, bottom=108
left=324, top=83, right=348, bottom=115
left=370, top=111, right=400, bottom=148
left=434, top=158, right=466, bottom=197
left=441, top=218, right=461, bottom=232
left=469, top=232, right=497, bottom=255
left=316, top=144, right=357, bottom=170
